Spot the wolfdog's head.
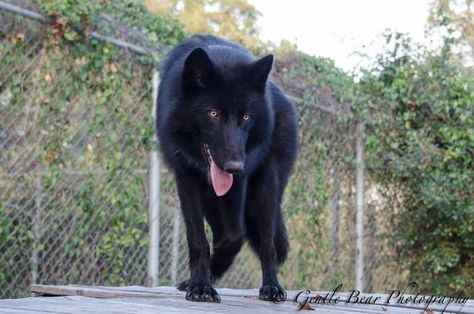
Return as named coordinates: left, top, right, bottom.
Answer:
left=178, top=47, right=274, bottom=196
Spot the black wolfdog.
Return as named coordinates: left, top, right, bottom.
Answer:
left=156, top=35, right=298, bottom=303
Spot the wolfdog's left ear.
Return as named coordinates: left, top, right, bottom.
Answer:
left=249, top=54, right=274, bottom=89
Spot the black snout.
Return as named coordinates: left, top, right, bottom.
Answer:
left=223, top=161, right=244, bottom=174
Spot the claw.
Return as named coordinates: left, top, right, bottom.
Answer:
left=259, top=284, right=287, bottom=303
left=185, top=282, right=221, bottom=303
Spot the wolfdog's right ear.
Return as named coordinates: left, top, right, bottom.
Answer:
left=182, top=48, right=214, bottom=89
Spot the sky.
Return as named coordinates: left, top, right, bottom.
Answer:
left=249, top=0, right=434, bottom=73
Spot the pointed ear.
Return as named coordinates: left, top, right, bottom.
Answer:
left=248, top=54, right=273, bottom=89
left=182, top=48, right=214, bottom=90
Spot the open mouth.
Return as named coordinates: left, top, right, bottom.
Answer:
left=203, top=144, right=233, bottom=197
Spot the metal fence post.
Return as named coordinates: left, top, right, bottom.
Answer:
left=31, top=175, right=42, bottom=290
left=148, top=71, right=160, bottom=287
left=330, top=163, right=340, bottom=283
left=171, top=210, right=181, bottom=285
left=355, top=121, right=365, bottom=292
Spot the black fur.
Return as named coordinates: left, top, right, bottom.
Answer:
left=156, top=34, right=298, bottom=303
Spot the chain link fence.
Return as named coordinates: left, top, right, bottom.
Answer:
left=0, top=2, right=402, bottom=299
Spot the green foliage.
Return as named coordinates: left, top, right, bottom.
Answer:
left=358, top=31, right=474, bottom=295
left=0, top=2, right=186, bottom=295
left=37, top=0, right=185, bottom=54
left=273, top=23, right=473, bottom=295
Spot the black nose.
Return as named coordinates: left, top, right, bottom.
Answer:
left=223, top=161, right=244, bottom=174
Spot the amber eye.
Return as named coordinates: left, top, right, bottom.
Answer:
left=242, top=113, right=250, bottom=121
left=208, top=110, right=219, bottom=118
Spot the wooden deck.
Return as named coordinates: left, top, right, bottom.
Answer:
left=0, top=285, right=472, bottom=313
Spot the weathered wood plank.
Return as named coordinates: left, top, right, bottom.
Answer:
left=0, top=285, right=469, bottom=314
left=0, top=295, right=436, bottom=314
left=30, top=284, right=171, bottom=299
left=29, top=284, right=474, bottom=313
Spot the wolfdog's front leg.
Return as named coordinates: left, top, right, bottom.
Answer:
left=175, top=174, right=221, bottom=303
left=246, top=166, right=288, bottom=302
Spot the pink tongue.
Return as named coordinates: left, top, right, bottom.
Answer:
left=210, top=160, right=233, bottom=196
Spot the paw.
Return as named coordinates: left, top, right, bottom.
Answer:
left=177, top=279, right=190, bottom=291
left=185, top=282, right=221, bottom=303
left=259, top=284, right=287, bottom=302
